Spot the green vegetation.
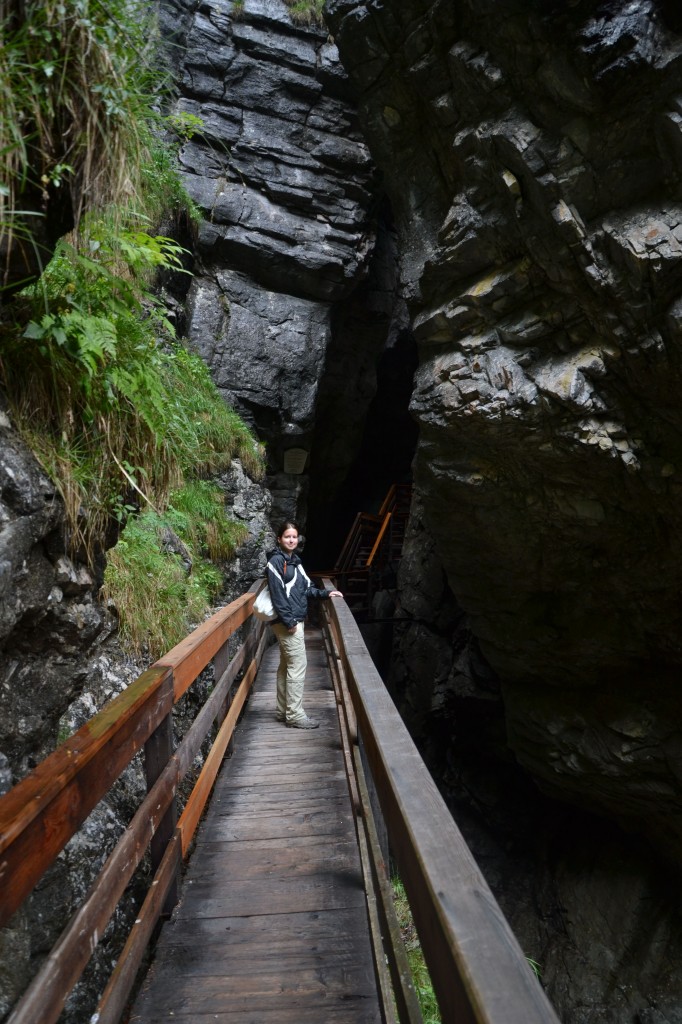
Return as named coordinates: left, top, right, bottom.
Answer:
left=0, top=224, right=263, bottom=561
left=0, top=0, right=160, bottom=261
left=284, top=0, right=326, bottom=28
left=392, top=877, right=441, bottom=1024
left=527, top=956, right=542, bottom=979
left=103, top=482, right=249, bottom=658
left=0, top=0, right=265, bottom=657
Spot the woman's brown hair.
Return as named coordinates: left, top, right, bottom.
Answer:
left=276, top=520, right=299, bottom=540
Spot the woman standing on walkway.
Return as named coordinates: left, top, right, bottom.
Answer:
left=266, top=521, right=342, bottom=729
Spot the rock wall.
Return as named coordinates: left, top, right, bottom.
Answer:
left=324, top=1, right=682, bottom=1020
left=165, top=0, right=400, bottom=527
left=326, top=0, right=682, bottom=859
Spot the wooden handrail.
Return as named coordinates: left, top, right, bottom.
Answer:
left=0, top=664, right=174, bottom=925
left=0, top=583, right=268, bottom=1024
left=321, top=587, right=561, bottom=1024
left=366, top=510, right=392, bottom=567
left=332, top=484, right=411, bottom=584
left=378, top=482, right=397, bottom=518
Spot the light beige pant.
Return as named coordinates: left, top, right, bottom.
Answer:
left=272, top=622, right=308, bottom=722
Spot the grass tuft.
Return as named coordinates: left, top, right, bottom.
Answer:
left=103, top=481, right=248, bottom=658
left=0, top=0, right=166, bottom=281
left=392, top=877, right=441, bottom=1024
left=283, top=0, right=326, bottom=28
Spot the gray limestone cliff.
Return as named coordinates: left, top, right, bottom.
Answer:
left=162, top=0, right=403, bottom=526
left=324, top=1, right=682, bottom=1021
left=5, top=1, right=682, bottom=1022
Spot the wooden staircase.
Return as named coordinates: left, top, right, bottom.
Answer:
left=328, top=483, right=411, bottom=619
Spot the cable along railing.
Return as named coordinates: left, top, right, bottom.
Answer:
left=0, top=580, right=561, bottom=1024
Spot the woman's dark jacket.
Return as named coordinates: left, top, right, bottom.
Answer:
left=265, top=547, right=331, bottom=629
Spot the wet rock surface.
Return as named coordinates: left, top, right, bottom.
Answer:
left=171, top=0, right=396, bottom=522
left=0, top=417, right=114, bottom=777
left=326, top=0, right=682, bottom=854
left=324, top=0, right=682, bottom=1019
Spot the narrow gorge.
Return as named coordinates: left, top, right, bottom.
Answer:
left=2, top=1, right=682, bottom=1022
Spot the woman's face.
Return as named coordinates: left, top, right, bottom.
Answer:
left=279, top=528, right=299, bottom=553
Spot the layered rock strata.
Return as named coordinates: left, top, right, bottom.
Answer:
left=326, top=0, right=682, bottom=859
left=325, top=1, right=682, bottom=1019
left=168, top=0, right=397, bottom=523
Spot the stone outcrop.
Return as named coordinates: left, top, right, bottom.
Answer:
left=326, top=0, right=682, bottom=856
left=0, top=410, right=116, bottom=778
left=167, top=0, right=400, bottom=524
left=324, top=1, right=682, bottom=1019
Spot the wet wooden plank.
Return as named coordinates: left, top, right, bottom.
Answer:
left=131, top=997, right=380, bottom=1023
left=176, top=872, right=365, bottom=918
left=130, top=627, right=380, bottom=1024
left=186, top=837, right=359, bottom=880
left=133, top=964, right=377, bottom=1013
left=143, top=905, right=373, bottom=952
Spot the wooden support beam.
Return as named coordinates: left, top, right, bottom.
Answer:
left=145, top=710, right=178, bottom=915
left=177, top=640, right=261, bottom=856
left=94, top=831, right=183, bottom=1024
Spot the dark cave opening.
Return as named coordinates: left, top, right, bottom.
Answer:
left=305, top=325, right=419, bottom=571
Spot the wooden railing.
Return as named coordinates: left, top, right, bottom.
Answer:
left=0, top=583, right=269, bottom=1024
left=1, top=572, right=562, bottom=1024
left=320, top=585, right=562, bottom=1024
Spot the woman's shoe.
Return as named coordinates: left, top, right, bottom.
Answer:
left=286, top=715, right=319, bottom=729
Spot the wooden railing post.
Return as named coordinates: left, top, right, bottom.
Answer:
left=144, top=708, right=178, bottom=915
left=214, top=638, right=235, bottom=758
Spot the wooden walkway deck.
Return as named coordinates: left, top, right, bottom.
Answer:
left=129, top=628, right=382, bottom=1024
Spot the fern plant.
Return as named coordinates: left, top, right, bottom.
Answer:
left=0, top=219, right=263, bottom=561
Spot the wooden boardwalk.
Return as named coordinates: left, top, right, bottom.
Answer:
left=129, top=628, right=382, bottom=1024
